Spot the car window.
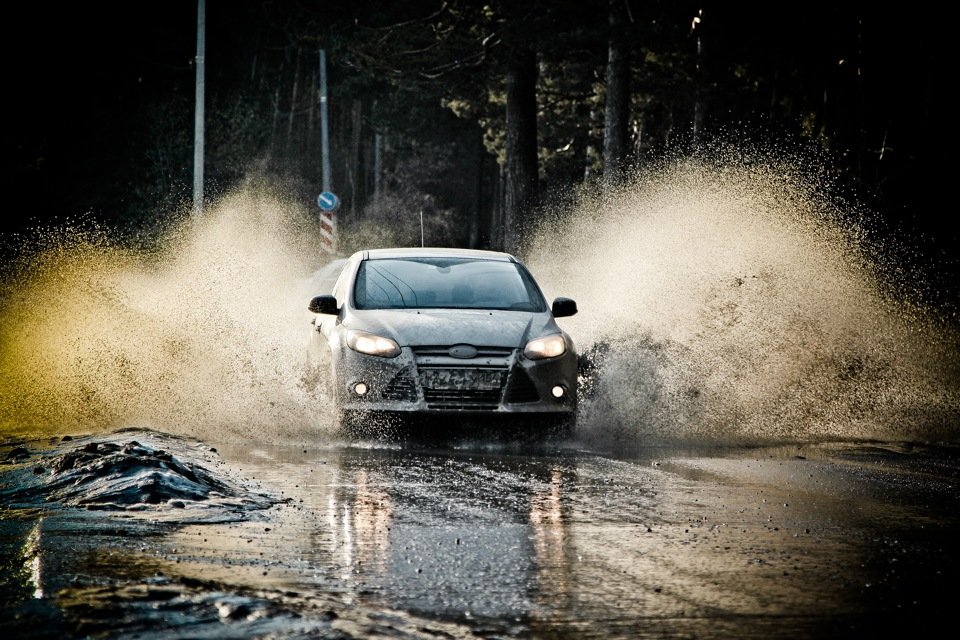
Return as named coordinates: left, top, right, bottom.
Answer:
left=353, top=257, right=547, bottom=311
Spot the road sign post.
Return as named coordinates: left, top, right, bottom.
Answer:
left=318, top=191, right=339, bottom=254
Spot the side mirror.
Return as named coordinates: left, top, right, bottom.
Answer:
left=308, top=294, right=339, bottom=315
left=551, top=296, right=577, bottom=318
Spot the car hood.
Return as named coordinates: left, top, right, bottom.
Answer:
left=349, top=309, right=560, bottom=348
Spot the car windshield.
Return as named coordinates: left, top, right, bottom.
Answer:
left=353, top=257, right=548, bottom=311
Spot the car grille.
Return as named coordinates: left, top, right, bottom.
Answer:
left=413, top=346, right=514, bottom=358
left=382, top=368, right=418, bottom=402
left=422, top=386, right=503, bottom=410
left=505, top=368, right=540, bottom=403
left=394, top=345, right=543, bottom=410
left=418, top=366, right=507, bottom=410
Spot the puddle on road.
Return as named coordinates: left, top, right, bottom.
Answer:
left=2, top=427, right=957, bottom=639
left=0, top=430, right=487, bottom=639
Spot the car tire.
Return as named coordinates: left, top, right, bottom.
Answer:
left=335, top=408, right=366, bottom=439
left=337, top=409, right=409, bottom=442
left=548, top=413, right=577, bottom=439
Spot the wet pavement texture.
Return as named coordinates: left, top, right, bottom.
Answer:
left=2, top=428, right=959, bottom=639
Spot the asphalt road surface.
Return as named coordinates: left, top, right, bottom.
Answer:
left=2, top=427, right=958, bottom=639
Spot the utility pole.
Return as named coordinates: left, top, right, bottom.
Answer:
left=193, top=0, right=206, bottom=217
left=319, top=49, right=331, bottom=193
left=317, top=49, right=337, bottom=254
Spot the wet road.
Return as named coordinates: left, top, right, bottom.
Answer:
left=2, top=429, right=958, bottom=639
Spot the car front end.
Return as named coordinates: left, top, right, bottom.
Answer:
left=309, top=248, right=580, bottom=437
left=330, top=310, right=578, bottom=422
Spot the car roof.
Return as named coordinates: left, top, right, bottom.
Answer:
left=356, top=247, right=518, bottom=262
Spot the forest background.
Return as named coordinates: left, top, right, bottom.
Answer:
left=3, top=1, right=953, bottom=313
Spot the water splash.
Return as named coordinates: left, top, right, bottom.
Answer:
left=0, top=187, right=337, bottom=443
left=526, top=153, right=960, bottom=446
left=1, top=152, right=957, bottom=447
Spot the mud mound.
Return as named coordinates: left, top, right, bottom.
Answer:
left=1, top=430, right=281, bottom=521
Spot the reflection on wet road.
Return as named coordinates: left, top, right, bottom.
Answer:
left=191, top=438, right=960, bottom=638
left=2, top=431, right=959, bottom=639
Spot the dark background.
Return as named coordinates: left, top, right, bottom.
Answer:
left=2, top=2, right=954, bottom=310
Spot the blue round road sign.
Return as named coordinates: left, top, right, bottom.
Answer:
left=317, top=191, right=339, bottom=211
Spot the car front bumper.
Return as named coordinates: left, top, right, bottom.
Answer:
left=333, top=344, right=578, bottom=417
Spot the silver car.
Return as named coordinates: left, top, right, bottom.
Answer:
left=307, top=247, right=579, bottom=438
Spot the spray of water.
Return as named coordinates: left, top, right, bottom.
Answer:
left=1, top=151, right=957, bottom=447
left=0, top=187, right=337, bottom=444
left=526, top=152, right=960, bottom=446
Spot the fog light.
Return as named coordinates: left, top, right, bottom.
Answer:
left=551, top=385, right=566, bottom=398
left=353, top=382, right=369, bottom=396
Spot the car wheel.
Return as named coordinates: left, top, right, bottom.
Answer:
left=548, top=413, right=577, bottom=439
left=337, top=409, right=409, bottom=441
left=335, top=408, right=366, bottom=438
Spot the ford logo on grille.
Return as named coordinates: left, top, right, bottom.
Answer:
left=448, top=344, right=478, bottom=359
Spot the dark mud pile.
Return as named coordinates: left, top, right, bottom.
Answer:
left=0, top=429, right=279, bottom=518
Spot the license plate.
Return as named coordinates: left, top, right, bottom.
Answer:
left=421, top=369, right=502, bottom=390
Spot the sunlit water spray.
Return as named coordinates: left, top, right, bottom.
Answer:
left=1, top=152, right=957, bottom=447
left=0, top=188, right=337, bottom=444
left=526, top=154, right=959, bottom=446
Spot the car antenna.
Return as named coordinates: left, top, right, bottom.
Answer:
left=420, top=209, right=425, bottom=247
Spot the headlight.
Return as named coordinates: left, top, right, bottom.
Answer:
left=523, top=334, right=566, bottom=360
left=346, top=330, right=401, bottom=357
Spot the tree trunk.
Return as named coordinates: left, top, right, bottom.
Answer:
left=603, top=0, right=631, bottom=190
left=503, top=47, right=539, bottom=255
left=470, top=125, right=483, bottom=249
left=373, top=131, right=383, bottom=199
left=286, top=47, right=301, bottom=150
left=491, top=163, right=505, bottom=251
left=350, top=99, right=362, bottom=218
left=691, top=9, right=707, bottom=147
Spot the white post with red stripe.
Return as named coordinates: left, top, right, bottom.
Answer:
left=317, top=191, right=339, bottom=254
